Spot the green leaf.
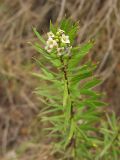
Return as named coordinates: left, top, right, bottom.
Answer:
left=92, top=101, right=107, bottom=107
left=32, top=42, right=49, bottom=57
left=42, top=115, right=64, bottom=122
left=34, top=58, right=60, bottom=77
left=71, top=70, right=93, bottom=86
left=69, top=41, right=93, bottom=68
left=106, top=113, right=118, bottom=131
left=68, top=23, right=78, bottom=43
left=41, top=68, right=54, bottom=80
left=32, top=72, right=51, bottom=81
left=64, top=119, right=75, bottom=148
left=33, top=27, right=46, bottom=44
left=82, top=100, right=107, bottom=108
left=80, top=114, right=99, bottom=121
left=76, top=126, right=89, bottom=141
left=80, top=89, right=101, bottom=98
left=39, top=108, right=62, bottom=116
left=60, top=19, right=72, bottom=33
left=34, top=57, right=45, bottom=68
left=35, top=90, right=60, bottom=100
left=96, top=135, right=117, bottom=160
left=82, top=78, right=101, bottom=89
left=50, top=20, right=57, bottom=34
left=50, top=58, right=61, bottom=67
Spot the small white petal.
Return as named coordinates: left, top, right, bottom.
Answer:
left=57, top=47, right=64, bottom=56
left=47, top=47, right=52, bottom=53
left=49, top=44, right=54, bottom=49
left=53, top=41, right=58, bottom=47
left=58, top=29, right=65, bottom=34
left=45, top=45, right=52, bottom=53
left=57, top=52, right=62, bottom=56
left=47, top=32, right=54, bottom=38
left=57, top=47, right=64, bottom=52
left=47, top=37, right=53, bottom=43
left=61, top=34, right=70, bottom=44
left=47, top=38, right=58, bottom=49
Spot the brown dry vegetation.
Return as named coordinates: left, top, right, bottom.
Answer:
left=0, top=0, right=120, bottom=159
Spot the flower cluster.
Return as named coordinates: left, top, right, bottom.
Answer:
left=45, top=29, right=72, bottom=56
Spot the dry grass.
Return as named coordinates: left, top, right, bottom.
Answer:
left=0, top=0, right=120, bottom=159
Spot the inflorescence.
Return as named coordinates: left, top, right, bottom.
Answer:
left=45, top=29, right=72, bottom=56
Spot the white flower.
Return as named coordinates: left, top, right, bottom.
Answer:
left=58, top=29, right=64, bottom=32
left=45, top=29, right=71, bottom=55
left=45, top=46, right=52, bottom=53
left=57, top=52, right=62, bottom=56
left=57, top=29, right=65, bottom=34
left=65, top=46, right=72, bottom=54
left=61, top=34, right=70, bottom=44
left=47, top=31, right=54, bottom=38
left=46, top=37, right=58, bottom=49
left=57, top=47, right=64, bottom=56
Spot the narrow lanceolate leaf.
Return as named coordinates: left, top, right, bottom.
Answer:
left=34, top=59, right=59, bottom=78
left=41, top=68, right=54, bottom=80
left=76, top=126, right=89, bottom=141
left=69, top=61, right=97, bottom=72
left=69, top=41, right=93, bottom=68
left=82, top=99, right=107, bottom=108
left=72, top=41, right=93, bottom=55
left=50, top=20, right=57, bottom=34
left=68, top=22, right=78, bottom=44
left=80, top=114, right=99, bottom=121
left=41, top=108, right=62, bottom=115
left=82, top=78, right=101, bottom=89
left=91, top=101, right=107, bottom=107
left=64, top=119, right=75, bottom=148
left=33, top=27, right=46, bottom=44
left=35, top=90, right=60, bottom=100
left=60, top=19, right=72, bottom=33
left=32, top=72, right=55, bottom=81
left=80, top=89, right=101, bottom=98
left=50, top=58, right=61, bottom=67
left=31, top=72, right=51, bottom=80
left=96, top=135, right=117, bottom=160
left=63, top=80, right=72, bottom=130
left=71, top=70, right=93, bottom=86
left=42, top=115, right=64, bottom=128
left=33, top=43, right=49, bottom=58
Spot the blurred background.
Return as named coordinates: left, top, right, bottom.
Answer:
left=0, top=0, right=120, bottom=159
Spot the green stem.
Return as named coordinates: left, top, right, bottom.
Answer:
left=60, top=56, right=76, bottom=159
